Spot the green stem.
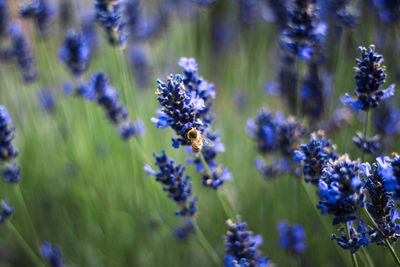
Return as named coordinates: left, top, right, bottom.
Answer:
left=192, top=219, right=222, bottom=266
left=198, top=152, right=213, bottom=178
left=296, top=59, right=303, bottom=118
left=361, top=110, right=369, bottom=162
left=384, top=239, right=400, bottom=266
left=363, top=207, right=400, bottom=266
left=361, top=247, right=375, bottom=267
left=300, top=180, right=349, bottom=264
left=198, top=152, right=235, bottom=219
left=345, top=223, right=359, bottom=267
left=7, top=222, right=44, bottom=267
left=216, top=191, right=235, bottom=220
left=14, top=185, right=41, bottom=250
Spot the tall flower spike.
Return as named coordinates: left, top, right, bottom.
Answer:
left=94, top=0, right=129, bottom=47
left=77, top=72, right=142, bottom=140
left=238, top=0, right=258, bottom=28
left=0, top=106, right=21, bottom=184
left=294, top=131, right=338, bottom=185
left=59, top=31, right=91, bottom=77
left=280, top=0, right=324, bottom=61
left=247, top=108, right=305, bottom=179
left=152, top=75, right=205, bottom=147
left=344, top=45, right=395, bottom=111
left=277, top=221, right=307, bottom=255
left=0, top=0, right=10, bottom=38
left=318, top=154, right=366, bottom=225
left=352, top=132, right=380, bottom=154
left=19, top=0, right=55, bottom=38
left=152, top=58, right=213, bottom=147
left=0, top=106, right=18, bottom=162
left=224, top=216, right=271, bottom=267
left=8, top=24, right=38, bottom=83
left=152, top=58, right=230, bottom=189
left=144, top=150, right=198, bottom=217
left=246, top=108, right=285, bottom=155
left=0, top=199, right=14, bottom=223
left=41, top=241, right=65, bottom=267
left=331, top=220, right=370, bottom=253
left=362, top=158, right=400, bottom=246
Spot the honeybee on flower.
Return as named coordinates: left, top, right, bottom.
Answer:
left=186, top=127, right=214, bottom=153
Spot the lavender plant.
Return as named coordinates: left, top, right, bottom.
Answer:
left=145, top=150, right=198, bottom=238
left=331, top=220, right=370, bottom=254
left=361, top=158, right=400, bottom=246
left=152, top=58, right=232, bottom=189
left=94, top=0, right=129, bottom=47
left=247, top=108, right=305, bottom=179
left=294, top=131, right=338, bottom=185
left=77, top=72, right=144, bottom=140
left=344, top=45, right=395, bottom=111
left=224, top=216, right=271, bottom=266
left=19, top=0, right=55, bottom=38
left=277, top=221, right=306, bottom=255
left=0, top=199, right=13, bottom=223
left=145, top=150, right=198, bottom=217
left=41, top=241, right=65, bottom=267
left=0, top=0, right=10, bottom=38
left=59, top=31, right=91, bottom=78
left=0, top=23, right=38, bottom=83
left=0, top=106, right=20, bottom=183
left=318, top=154, right=366, bottom=225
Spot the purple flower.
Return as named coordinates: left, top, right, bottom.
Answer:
left=352, top=132, right=380, bottom=154
left=344, top=45, right=395, bottom=111
left=294, top=131, right=338, bottom=185
left=277, top=221, right=307, bottom=255
left=0, top=106, right=18, bottom=162
left=38, top=88, right=56, bottom=113
left=0, top=199, right=14, bottom=223
left=19, top=0, right=56, bottom=38
left=363, top=158, right=400, bottom=245
left=318, top=155, right=366, bottom=225
left=224, top=216, right=271, bottom=266
left=145, top=150, right=198, bottom=217
left=332, top=220, right=370, bottom=253
left=94, top=0, right=129, bottom=47
left=41, top=241, right=65, bottom=267
left=59, top=31, right=91, bottom=77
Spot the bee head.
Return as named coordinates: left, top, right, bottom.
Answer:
left=187, top=128, right=199, bottom=139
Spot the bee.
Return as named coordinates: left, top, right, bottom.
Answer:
left=186, top=128, right=214, bottom=153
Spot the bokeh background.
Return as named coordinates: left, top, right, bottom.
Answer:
left=0, top=0, right=399, bottom=266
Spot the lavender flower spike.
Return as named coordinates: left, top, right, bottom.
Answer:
left=344, top=45, right=395, bottom=111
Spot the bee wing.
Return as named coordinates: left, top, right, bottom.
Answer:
left=200, top=134, right=214, bottom=148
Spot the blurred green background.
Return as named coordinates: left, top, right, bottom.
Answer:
left=0, top=0, right=399, bottom=266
